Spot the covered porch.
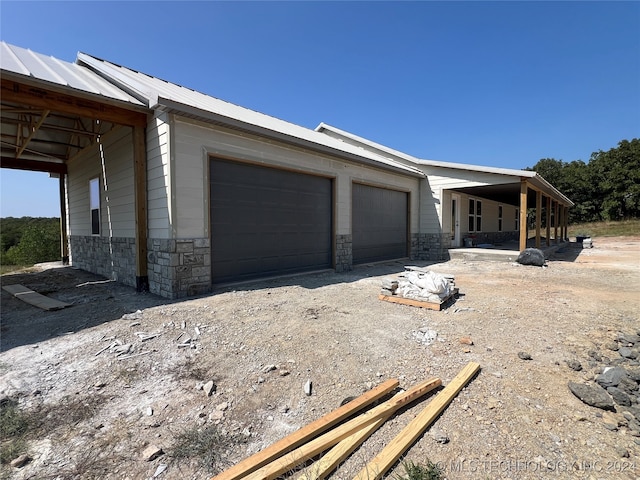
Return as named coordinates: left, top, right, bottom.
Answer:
left=446, top=172, right=574, bottom=255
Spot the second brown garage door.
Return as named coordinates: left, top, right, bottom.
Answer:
left=210, top=158, right=333, bottom=284
left=352, top=183, right=408, bottom=264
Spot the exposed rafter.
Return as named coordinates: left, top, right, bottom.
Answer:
left=16, top=109, right=50, bottom=158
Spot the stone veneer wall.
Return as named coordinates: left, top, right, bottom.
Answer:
left=410, top=233, right=451, bottom=261
left=147, top=238, right=212, bottom=299
left=69, top=236, right=137, bottom=287
left=465, top=231, right=519, bottom=246
left=335, top=234, right=353, bottom=273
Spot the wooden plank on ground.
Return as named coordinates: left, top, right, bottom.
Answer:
left=378, top=289, right=458, bottom=311
left=353, top=362, right=481, bottom=480
left=242, top=377, right=442, bottom=480
left=2, top=284, right=71, bottom=311
left=296, top=412, right=392, bottom=480
left=211, top=378, right=400, bottom=480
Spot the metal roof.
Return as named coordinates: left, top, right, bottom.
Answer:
left=315, top=123, right=573, bottom=206
left=0, top=42, right=144, bottom=106
left=76, top=52, right=425, bottom=178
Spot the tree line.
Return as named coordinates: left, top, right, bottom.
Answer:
left=0, top=217, right=60, bottom=266
left=526, top=138, right=640, bottom=224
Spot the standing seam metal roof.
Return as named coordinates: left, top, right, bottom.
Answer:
left=0, top=42, right=145, bottom=106
left=75, top=52, right=425, bottom=177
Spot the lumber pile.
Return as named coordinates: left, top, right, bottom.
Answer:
left=379, top=267, right=458, bottom=311
left=211, top=362, right=480, bottom=480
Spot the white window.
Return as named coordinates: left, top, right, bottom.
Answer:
left=468, top=198, right=482, bottom=232
left=90, top=177, right=100, bottom=235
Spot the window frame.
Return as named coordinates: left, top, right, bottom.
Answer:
left=498, top=205, right=503, bottom=232
left=90, top=177, right=100, bottom=235
left=468, top=198, right=482, bottom=233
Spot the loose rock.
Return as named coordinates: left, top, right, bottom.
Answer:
left=595, top=367, right=628, bottom=389
left=518, top=352, right=532, bottom=361
left=10, top=454, right=30, bottom=468
left=568, top=382, right=615, bottom=411
left=142, top=445, right=163, bottom=461
left=203, top=381, right=216, bottom=397
left=566, top=359, right=583, bottom=371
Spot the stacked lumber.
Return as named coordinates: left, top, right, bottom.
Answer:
left=212, top=362, right=480, bottom=480
left=379, top=267, right=458, bottom=311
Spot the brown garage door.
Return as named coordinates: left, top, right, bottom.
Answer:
left=352, top=183, right=408, bottom=264
left=210, top=158, right=333, bottom=283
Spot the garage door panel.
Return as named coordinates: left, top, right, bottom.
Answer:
left=353, top=183, right=407, bottom=264
left=210, top=158, right=332, bottom=283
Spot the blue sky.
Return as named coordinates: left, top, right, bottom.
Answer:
left=1, top=1, right=639, bottom=217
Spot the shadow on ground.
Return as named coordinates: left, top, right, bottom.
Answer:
left=1, top=259, right=442, bottom=352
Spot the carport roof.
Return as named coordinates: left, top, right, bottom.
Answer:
left=1, top=42, right=145, bottom=106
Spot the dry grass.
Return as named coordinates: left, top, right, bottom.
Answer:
left=169, top=424, right=248, bottom=474
left=0, top=399, right=29, bottom=465
left=568, top=219, right=640, bottom=237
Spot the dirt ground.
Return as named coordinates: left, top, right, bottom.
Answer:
left=1, top=236, right=639, bottom=480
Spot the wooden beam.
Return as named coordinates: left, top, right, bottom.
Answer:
left=1, top=157, right=67, bottom=174
left=16, top=110, right=50, bottom=158
left=212, top=379, right=400, bottom=480
left=535, top=190, right=542, bottom=249
left=296, top=414, right=392, bottom=480
left=353, top=362, right=480, bottom=480
left=519, top=180, right=528, bottom=252
left=1, top=79, right=147, bottom=128
left=59, top=175, right=69, bottom=264
left=241, top=377, right=442, bottom=480
left=545, top=196, right=551, bottom=247
left=554, top=201, right=559, bottom=244
left=133, top=124, right=148, bottom=292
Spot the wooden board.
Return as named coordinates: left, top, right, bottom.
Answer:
left=2, top=284, right=71, bottom=311
left=353, top=362, right=481, bottom=480
left=211, top=379, right=399, bottom=480
left=296, top=412, right=392, bottom=480
left=242, top=377, right=442, bottom=480
left=378, top=288, right=458, bottom=311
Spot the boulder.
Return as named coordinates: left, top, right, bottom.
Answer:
left=568, top=382, right=615, bottom=411
left=595, top=367, right=628, bottom=388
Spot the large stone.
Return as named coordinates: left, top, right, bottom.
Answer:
left=619, top=347, right=638, bottom=359
left=607, top=387, right=632, bottom=407
left=595, top=367, right=628, bottom=388
left=568, top=382, right=615, bottom=411
left=516, top=248, right=546, bottom=267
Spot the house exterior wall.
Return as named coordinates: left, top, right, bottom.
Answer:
left=66, top=126, right=137, bottom=286
left=144, top=115, right=421, bottom=298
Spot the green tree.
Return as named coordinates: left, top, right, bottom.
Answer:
left=4, top=223, right=60, bottom=265
left=527, top=138, right=640, bottom=223
left=589, top=139, right=640, bottom=220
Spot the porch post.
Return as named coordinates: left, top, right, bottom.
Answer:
left=546, top=196, right=551, bottom=246
left=554, top=201, right=559, bottom=244
left=519, top=179, right=528, bottom=252
left=535, top=190, right=542, bottom=249
left=58, top=174, right=69, bottom=265
left=133, top=123, right=148, bottom=292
